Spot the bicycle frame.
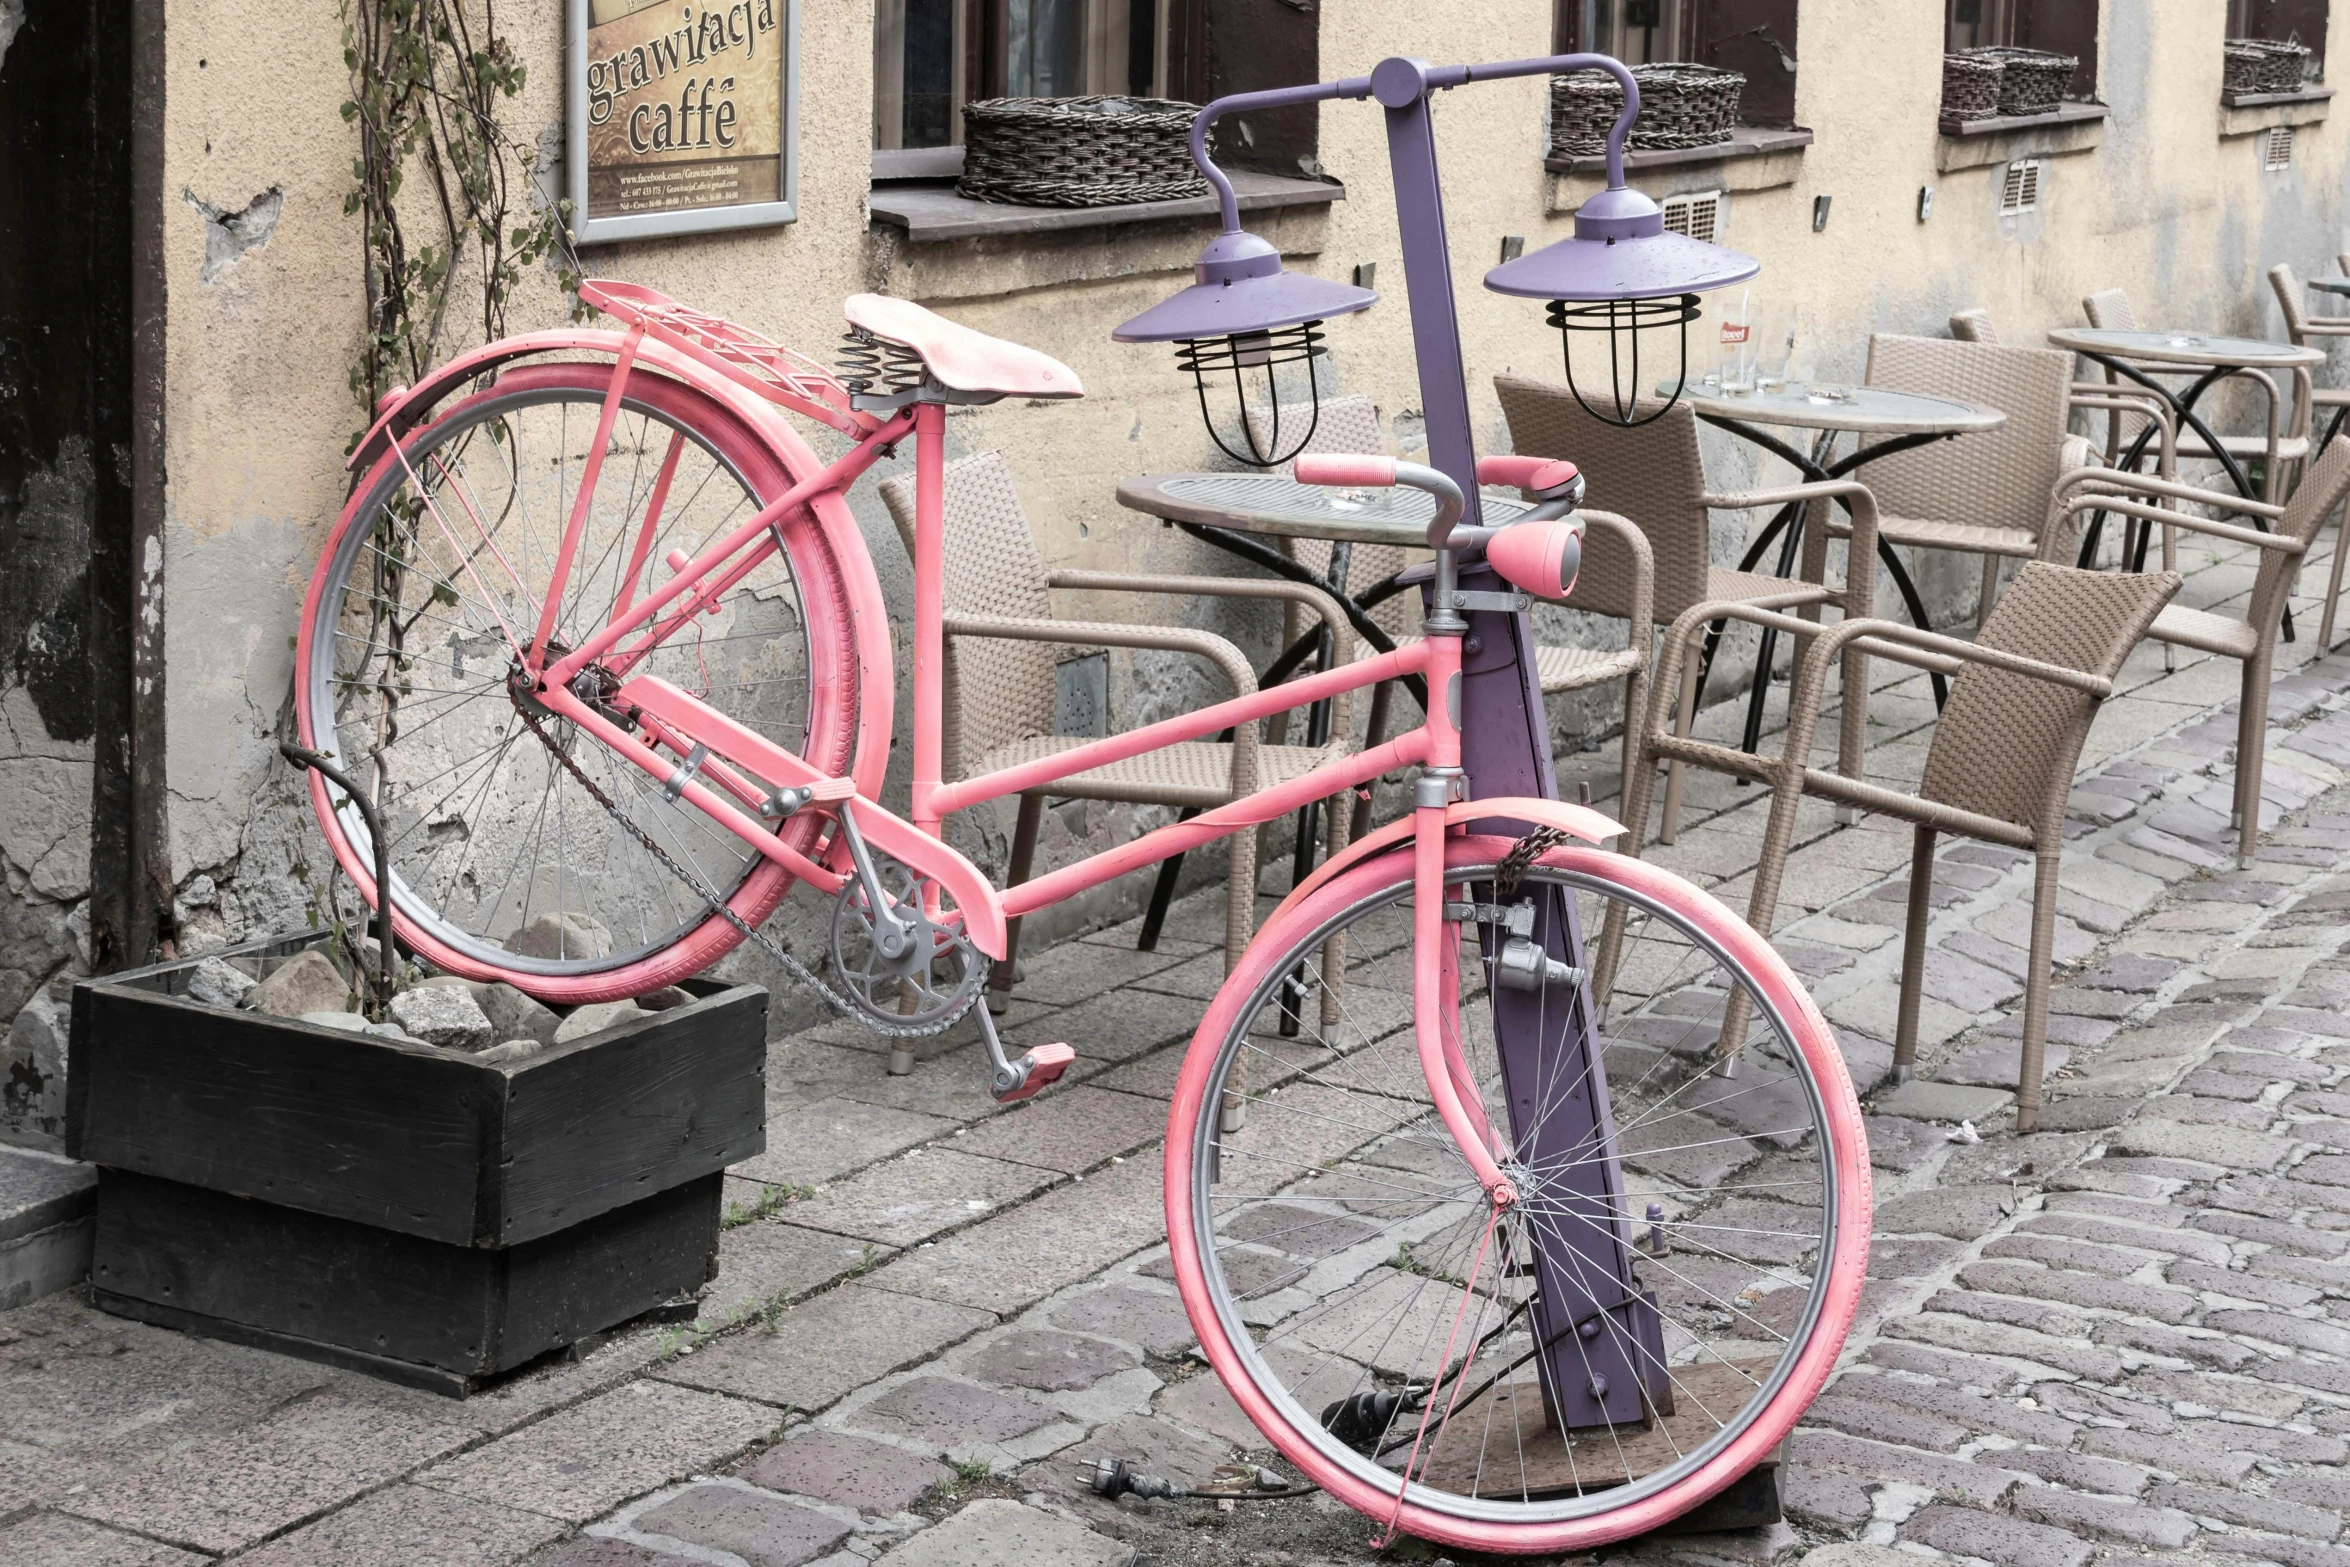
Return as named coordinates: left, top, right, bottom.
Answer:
left=496, top=45, right=1684, bottom=1443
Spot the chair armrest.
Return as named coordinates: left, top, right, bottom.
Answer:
left=1659, top=601, right=2117, bottom=698
left=1046, top=571, right=1355, bottom=667
left=1576, top=508, right=1654, bottom=654
left=2055, top=494, right=2307, bottom=556
left=2051, top=464, right=2287, bottom=518
left=942, top=613, right=1261, bottom=793
left=1702, top=479, right=1879, bottom=611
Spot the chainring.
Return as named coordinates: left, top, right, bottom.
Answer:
left=827, top=855, right=983, bottom=1031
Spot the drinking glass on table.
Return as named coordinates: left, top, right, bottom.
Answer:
left=1756, top=306, right=1798, bottom=391
left=1717, top=289, right=1755, bottom=393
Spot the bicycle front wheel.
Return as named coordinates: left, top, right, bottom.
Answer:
left=295, top=361, right=865, bottom=1000
left=1162, top=836, right=1869, bottom=1554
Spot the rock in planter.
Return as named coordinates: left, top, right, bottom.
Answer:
left=506, top=912, right=613, bottom=962
left=476, top=1038, right=545, bottom=1064
left=638, top=986, right=693, bottom=1012
left=387, top=986, right=495, bottom=1051
left=184, top=957, right=256, bottom=1010
left=247, top=950, right=354, bottom=1019
left=479, top=983, right=560, bottom=1045
left=298, top=1010, right=375, bottom=1034
left=553, top=999, right=647, bottom=1045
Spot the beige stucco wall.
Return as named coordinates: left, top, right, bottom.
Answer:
left=7, top=0, right=2341, bottom=1097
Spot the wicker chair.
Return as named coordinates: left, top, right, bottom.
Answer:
left=1948, top=308, right=1998, bottom=343
left=2267, top=263, right=2350, bottom=648
left=878, top=452, right=1357, bottom=1007
left=1494, top=376, right=1882, bottom=844
left=2051, top=434, right=2350, bottom=865
left=2082, top=287, right=2311, bottom=507
left=1613, top=560, right=2180, bottom=1132
left=1833, top=334, right=2098, bottom=635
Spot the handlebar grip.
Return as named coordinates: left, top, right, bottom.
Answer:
left=1476, top=455, right=1581, bottom=496
left=1294, top=454, right=1397, bottom=488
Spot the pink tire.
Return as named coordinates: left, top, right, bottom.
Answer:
left=295, top=361, right=865, bottom=1002
left=1162, top=835, right=1870, bottom=1553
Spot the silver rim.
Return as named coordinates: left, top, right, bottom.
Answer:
left=1186, top=859, right=1840, bottom=1524
left=302, top=381, right=817, bottom=976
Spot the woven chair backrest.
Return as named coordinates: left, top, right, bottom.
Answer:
left=2270, top=262, right=2312, bottom=341
left=1920, top=561, right=2178, bottom=836
left=1494, top=374, right=1712, bottom=621
left=2257, top=433, right=2350, bottom=628
left=1862, top=333, right=2075, bottom=534
left=1245, top=395, right=1417, bottom=637
left=2083, top=289, right=2138, bottom=330
left=1948, top=308, right=2000, bottom=344
left=878, top=451, right=1057, bottom=779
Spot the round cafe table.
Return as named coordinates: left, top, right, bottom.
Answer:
left=1114, top=471, right=1533, bottom=952
left=2049, top=327, right=2323, bottom=638
left=1667, top=379, right=2006, bottom=745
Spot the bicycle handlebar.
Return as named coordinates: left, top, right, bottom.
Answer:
left=1293, top=455, right=1466, bottom=550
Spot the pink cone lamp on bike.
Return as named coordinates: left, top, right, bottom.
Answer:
left=293, top=48, right=1862, bottom=1557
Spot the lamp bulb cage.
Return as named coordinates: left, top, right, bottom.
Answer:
left=1176, top=320, right=1331, bottom=468
left=1544, top=292, right=1704, bottom=429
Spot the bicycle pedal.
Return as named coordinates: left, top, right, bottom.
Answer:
left=993, top=1042, right=1074, bottom=1103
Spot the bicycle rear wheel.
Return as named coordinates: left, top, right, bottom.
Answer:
left=1162, top=836, right=1868, bottom=1554
left=295, top=361, right=863, bottom=1000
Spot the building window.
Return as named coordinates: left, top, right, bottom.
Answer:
left=1554, top=2, right=1801, bottom=129
left=874, top=0, right=1176, bottom=151
left=2230, top=0, right=2329, bottom=81
left=1944, top=0, right=2100, bottom=101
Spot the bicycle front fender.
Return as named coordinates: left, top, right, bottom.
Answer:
left=1271, top=793, right=1627, bottom=926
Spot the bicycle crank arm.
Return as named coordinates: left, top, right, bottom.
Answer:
left=975, top=1003, right=1074, bottom=1103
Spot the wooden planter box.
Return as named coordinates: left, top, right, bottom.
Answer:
left=66, top=933, right=766, bottom=1394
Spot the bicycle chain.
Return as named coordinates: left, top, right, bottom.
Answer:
left=511, top=703, right=974, bottom=1037
left=1492, top=826, right=1572, bottom=898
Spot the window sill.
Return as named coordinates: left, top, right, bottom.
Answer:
left=1935, top=101, right=2107, bottom=172
left=868, top=171, right=1342, bottom=243
left=2220, top=85, right=2333, bottom=136
left=1544, top=126, right=1810, bottom=214
left=865, top=172, right=1341, bottom=303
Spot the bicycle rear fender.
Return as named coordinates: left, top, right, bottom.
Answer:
left=1277, top=794, right=1627, bottom=918
left=343, top=329, right=896, bottom=806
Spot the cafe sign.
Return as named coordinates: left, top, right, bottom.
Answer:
left=567, top=0, right=798, bottom=242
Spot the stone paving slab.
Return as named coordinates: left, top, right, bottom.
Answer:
left=655, top=1283, right=993, bottom=1412
left=0, top=1511, right=211, bottom=1566
left=418, top=1381, right=782, bottom=1525
left=57, top=1391, right=478, bottom=1554
left=859, top=1153, right=1166, bottom=1315
left=233, top=1484, right=570, bottom=1567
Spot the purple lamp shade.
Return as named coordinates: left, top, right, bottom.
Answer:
left=1484, top=185, right=1757, bottom=301
left=1113, top=228, right=1378, bottom=343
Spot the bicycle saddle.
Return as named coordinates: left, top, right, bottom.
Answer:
left=843, top=294, right=1084, bottom=400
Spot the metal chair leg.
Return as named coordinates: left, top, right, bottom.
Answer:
left=2016, top=848, right=2062, bottom=1135
left=1893, top=825, right=1936, bottom=1083
left=989, top=794, right=1045, bottom=1012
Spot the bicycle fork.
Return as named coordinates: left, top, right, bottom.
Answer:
left=1420, top=563, right=1673, bottom=1433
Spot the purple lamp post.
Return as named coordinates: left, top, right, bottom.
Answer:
left=1118, top=55, right=1760, bottom=1442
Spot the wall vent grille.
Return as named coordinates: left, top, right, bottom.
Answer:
left=1998, top=159, right=2041, bottom=215
left=1660, top=190, right=1724, bottom=243
left=2266, top=124, right=2297, bottom=171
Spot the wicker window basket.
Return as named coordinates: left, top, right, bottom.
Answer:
left=1971, top=46, right=2078, bottom=116
left=2224, top=38, right=2314, bottom=97
left=1547, top=64, right=1746, bottom=159
left=957, top=95, right=1209, bottom=208
left=1938, top=54, right=2005, bottom=123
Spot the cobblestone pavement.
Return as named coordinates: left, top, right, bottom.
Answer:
left=8, top=526, right=2350, bottom=1565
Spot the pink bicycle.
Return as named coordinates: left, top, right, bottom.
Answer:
left=297, top=49, right=1867, bottom=1555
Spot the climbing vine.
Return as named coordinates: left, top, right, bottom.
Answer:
left=339, top=0, right=578, bottom=438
